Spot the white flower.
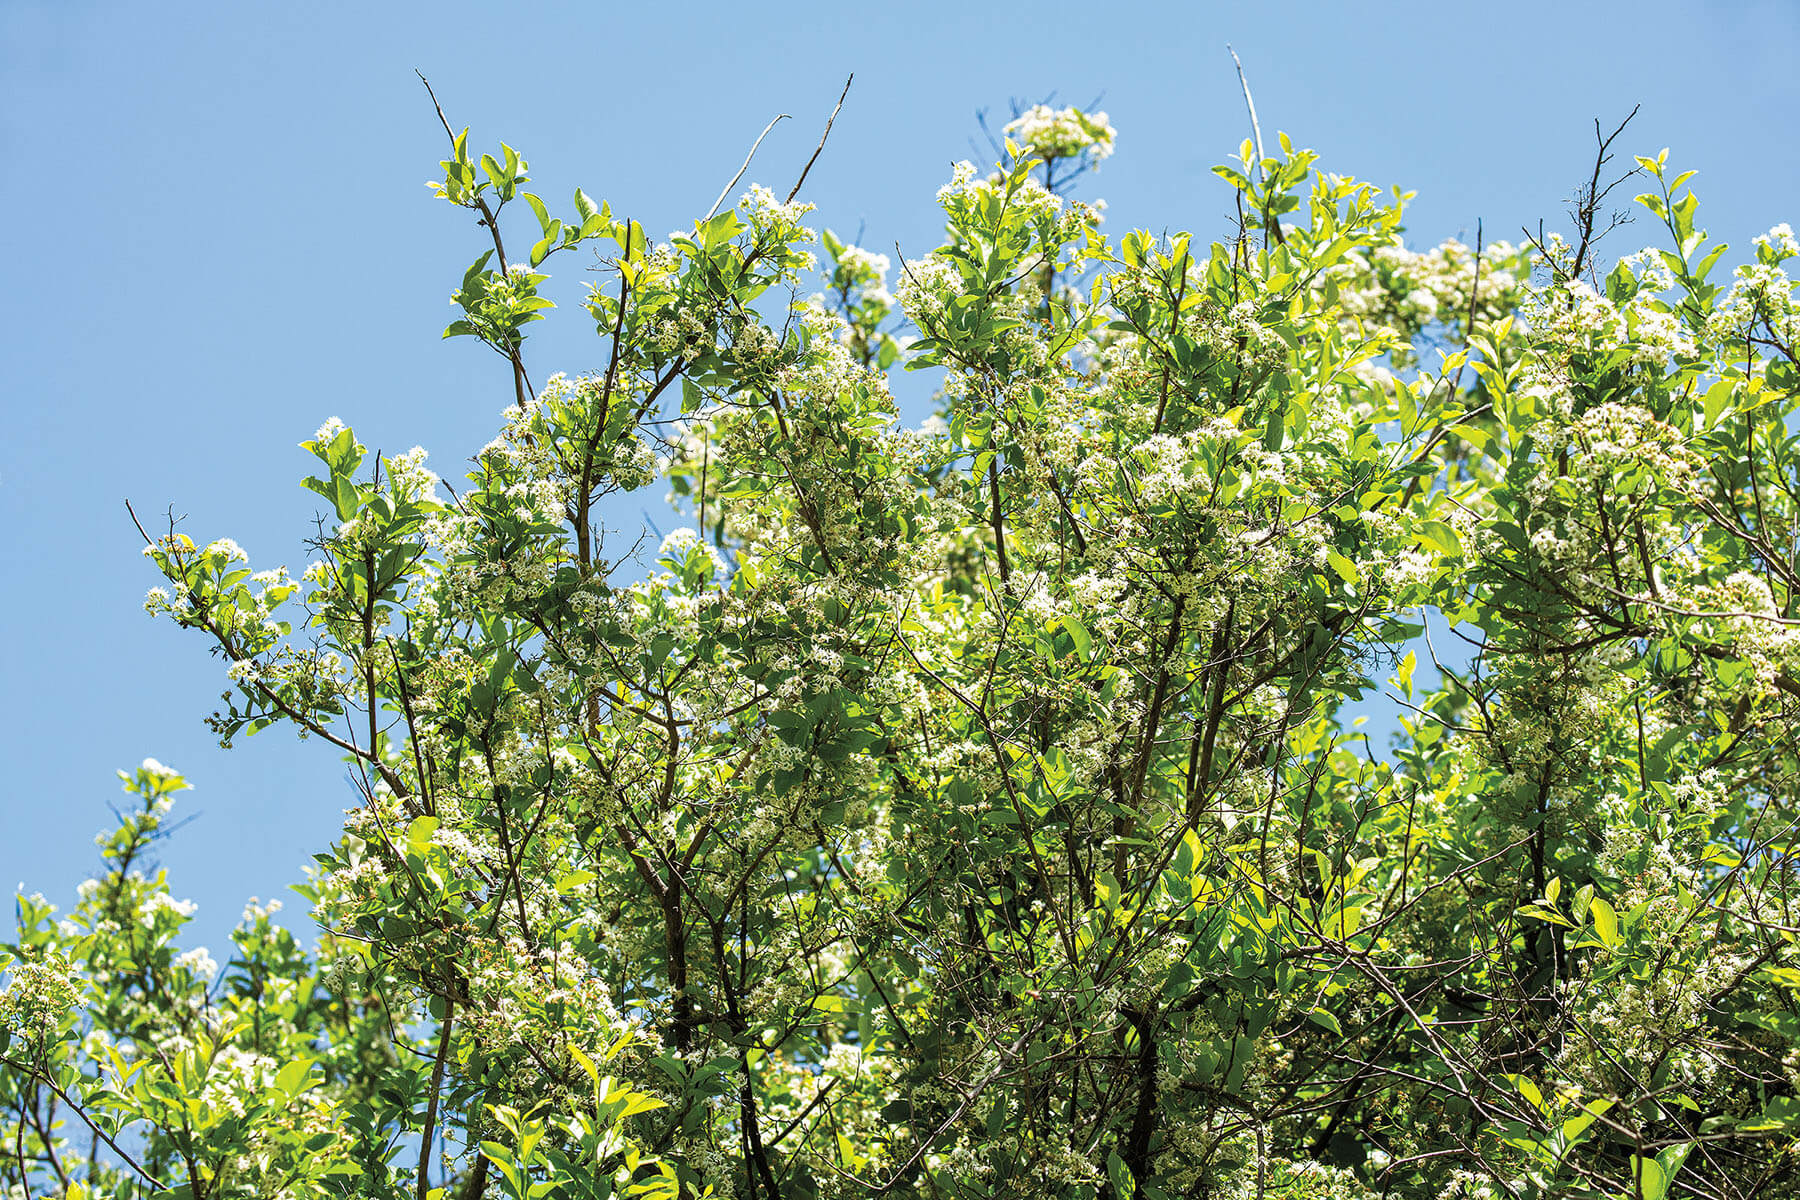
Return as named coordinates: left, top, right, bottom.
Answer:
left=241, top=897, right=283, bottom=924
left=738, top=184, right=816, bottom=236
left=141, top=893, right=198, bottom=927
left=1755, top=222, right=1800, bottom=262
left=659, top=528, right=701, bottom=558
left=934, top=161, right=979, bottom=204
left=1002, top=105, right=1116, bottom=162
left=0, top=950, right=81, bottom=1037
left=174, top=946, right=218, bottom=980
left=1387, top=548, right=1437, bottom=591
left=1620, top=248, right=1677, bottom=293
left=836, top=244, right=890, bottom=279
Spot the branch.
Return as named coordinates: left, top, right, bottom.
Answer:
left=416, top=71, right=533, bottom=407
left=1227, top=45, right=1282, bottom=247
left=417, top=996, right=456, bottom=1200
left=1, top=1056, right=165, bottom=1192
left=1570, top=104, right=1641, bottom=282
left=1226, top=44, right=1265, bottom=167
left=785, top=74, right=853, bottom=204
left=708, top=114, right=791, bottom=220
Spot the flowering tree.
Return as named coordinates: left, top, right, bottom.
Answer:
left=10, top=95, right=1800, bottom=1200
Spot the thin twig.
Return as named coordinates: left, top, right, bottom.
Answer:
left=1570, top=105, right=1641, bottom=282
left=1228, top=46, right=1283, bottom=246
left=415, top=70, right=534, bottom=406
left=1447, top=218, right=1484, bottom=399
left=1, top=1057, right=165, bottom=1192
left=1227, top=45, right=1265, bottom=167
left=707, top=114, right=791, bottom=220
left=415, top=70, right=456, bottom=143
left=785, top=74, right=854, bottom=204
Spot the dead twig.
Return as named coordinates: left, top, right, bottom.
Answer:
left=707, top=114, right=791, bottom=220
left=786, top=74, right=853, bottom=204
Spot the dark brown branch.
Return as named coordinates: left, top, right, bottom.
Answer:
left=417, top=996, right=456, bottom=1200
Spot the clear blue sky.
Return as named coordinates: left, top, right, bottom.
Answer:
left=5, top=0, right=1796, bottom=952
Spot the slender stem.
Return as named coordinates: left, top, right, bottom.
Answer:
left=708, top=114, right=790, bottom=220
left=418, top=996, right=456, bottom=1200
left=0, top=1058, right=166, bottom=1191
left=785, top=75, right=854, bottom=204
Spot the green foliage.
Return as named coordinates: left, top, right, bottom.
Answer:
left=14, top=100, right=1800, bottom=1198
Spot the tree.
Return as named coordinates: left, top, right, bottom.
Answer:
left=8, top=91, right=1800, bottom=1199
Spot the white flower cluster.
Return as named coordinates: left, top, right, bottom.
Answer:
left=140, top=757, right=179, bottom=782
left=934, top=160, right=979, bottom=205
left=1002, top=104, right=1116, bottom=163
left=240, top=896, right=282, bottom=923
left=173, top=945, right=218, bottom=980
left=656, top=526, right=727, bottom=582
left=1685, top=571, right=1800, bottom=699
left=198, top=1043, right=279, bottom=1119
left=836, top=244, right=890, bottom=287
left=205, top=537, right=249, bottom=564
left=1618, top=247, right=1677, bottom=293
left=1755, top=222, right=1800, bottom=262
left=650, top=312, right=714, bottom=362
left=1570, top=401, right=1698, bottom=487
left=1324, top=237, right=1527, bottom=369
left=0, top=949, right=80, bottom=1040
left=1707, top=260, right=1796, bottom=346
left=1560, top=936, right=1749, bottom=1091
left=738, top=183, right=817, bottom=266
left=385, top=445, right=440, bottom=505
left=141, top=892, right=198, bottom=927
left=895, top=253, right=963, bottom=330
left=1525, top=272, right=1696, bottom=371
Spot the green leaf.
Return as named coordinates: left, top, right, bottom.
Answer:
left=274, top=1058, right=315, bottom=1099
left=332, top=476, right=360, bottom=522
left=1701, top=379, right=1736, bottom=428
left=1307, top=1007, right=1344, bottom=1037
left=1414, top=520, right=1464, bottom=558
left=1631, top=1149, right=1684, bottom=1200
left=569, top=1043, right=601, bottom=1088
left=1743, top=1095, right=1800, bottom=1132
left=1590, top=896, right=1620, bottom=948
left=1560, top=1098, right=1612, bottom=1147
left=1063, top=615, right=1093, bottom=659
left=1106, top=1151, right=1135, bottom=1200
left=1263, top=400, right=1287, bottom=451
left=462, top=250, right=494, bottom=287
left=406, top=815, right=440, bottom=849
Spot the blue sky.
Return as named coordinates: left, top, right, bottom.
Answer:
left=4, top=0, right=1796, bottom=952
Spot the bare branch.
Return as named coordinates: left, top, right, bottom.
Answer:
left=785, top=73, right=853, bottom=204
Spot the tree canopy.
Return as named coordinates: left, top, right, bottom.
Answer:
left=8, top=96, right=1800, bottom=1200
